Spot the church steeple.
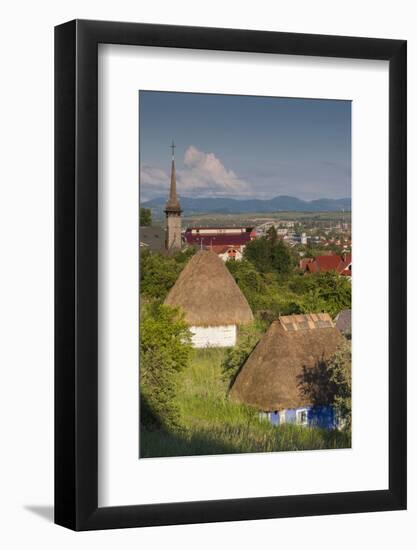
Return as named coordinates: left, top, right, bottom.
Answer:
left=164, top=141, right=182, bottom=251
left=165, top=141, right=181, bottom=212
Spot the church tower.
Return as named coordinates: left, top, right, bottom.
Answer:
left=165, top=141, right=182, bottom=252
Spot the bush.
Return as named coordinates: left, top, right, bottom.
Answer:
left=140, top=247, right=196, bottom=300
left=140, top=207, right=152, bottom=226
left=226, top=260, right=351, bottom=322
left=296, top=272, right=351, bottom=317
left=140, top=301, right=192, bottom=430
left=298, top=340, right=352, bottom=430
left=221, top=324, right=263, bottom=384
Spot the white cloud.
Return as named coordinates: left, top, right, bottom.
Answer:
left=139, top=165, right=169, bottom=201
left=178, top=146, right=250, bottom=197
left=140, top=146, right=251, bottom=200
left=140, top=165, right=168, bottom=187
left=140, top=146, right=350, bottom=201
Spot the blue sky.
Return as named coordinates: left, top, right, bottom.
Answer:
left=139, top=91, right=351, bottom=202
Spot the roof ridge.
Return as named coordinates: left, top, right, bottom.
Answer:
left=279, top=313, right=334, bottom=331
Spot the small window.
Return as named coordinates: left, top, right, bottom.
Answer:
left=297, top=409, right=308, bottom=425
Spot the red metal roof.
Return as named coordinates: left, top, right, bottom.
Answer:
left=184, top=233, right=252, bottom=246
left=315, top=255, right=342, bottom=271
left=304, top=254, right=352, bottom=276
left=306, top=262, right=319, bottom=273
left=185, top=226, right=254, bottom=232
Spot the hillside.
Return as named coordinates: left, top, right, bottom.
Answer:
left=142, top=195, right=351, bottom=218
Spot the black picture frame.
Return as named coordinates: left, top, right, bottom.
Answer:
left=55, top=19, right=407, bottom=531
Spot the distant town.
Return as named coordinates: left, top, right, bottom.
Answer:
left=140, top=213, right=352, bottom=281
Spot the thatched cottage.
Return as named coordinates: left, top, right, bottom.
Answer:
left=230, top=313, right=345, bottom=429
left=164, top=250, right=253, bottom=347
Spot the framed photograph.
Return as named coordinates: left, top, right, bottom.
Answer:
left=55, top=20, right=406, bottom=530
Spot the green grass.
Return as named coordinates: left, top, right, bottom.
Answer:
left=140, top=347, right=351, bottom=458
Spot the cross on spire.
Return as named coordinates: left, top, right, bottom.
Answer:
left=165, top=138, right=181, bottom=214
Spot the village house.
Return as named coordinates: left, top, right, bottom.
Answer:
left=229, top=313, right=345, bottom=428
left=301, top=253, right=352, bottom=278
left=164, top=249, right=254, bottom=347
left=210, top=244, right=244, bottom=262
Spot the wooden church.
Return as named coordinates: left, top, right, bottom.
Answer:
left=229, top=313, right=345, bottom=428
left=164, top=141, right=183, bottom=253
left=164, top=250, right=254, bottom=348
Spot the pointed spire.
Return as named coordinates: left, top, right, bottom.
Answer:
left=165, top=140, right=182, bottom=213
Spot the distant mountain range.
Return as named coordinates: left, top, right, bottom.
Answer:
left=142, top=195, right=351, bottom=217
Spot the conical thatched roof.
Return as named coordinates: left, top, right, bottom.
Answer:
left=164, top=250, right=253, bottom=326
left=230, top=313, right=344, bottom=411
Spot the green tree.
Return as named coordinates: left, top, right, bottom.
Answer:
left=288, top=271, right=351, bottom=317
left=227, top=258, right=351, bottom=323
left=140, top=250, right=179, bottom=299
left=140, top=301, right=192, bottom=430
left=310, top=272, right=351, bottom=317
left=226, top=259, right=304, bottom=321
left=298, top=340, right=352, bottom=430
left=243, top=227, right=294, bottom=276
left=140, top=207, right=152, bottom=226
left=328, top=342, right=352, bottom=429
left=140, top=248, right=196, bottom=300
left=226, top=259, right=265, bottom=296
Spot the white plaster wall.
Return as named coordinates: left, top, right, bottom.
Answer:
left=190, top=325, right=237, bottom=347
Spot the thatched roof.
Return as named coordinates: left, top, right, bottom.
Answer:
left=164, top=250, right=254, bottom=326
left=229, top=313, right=344, bottom=411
